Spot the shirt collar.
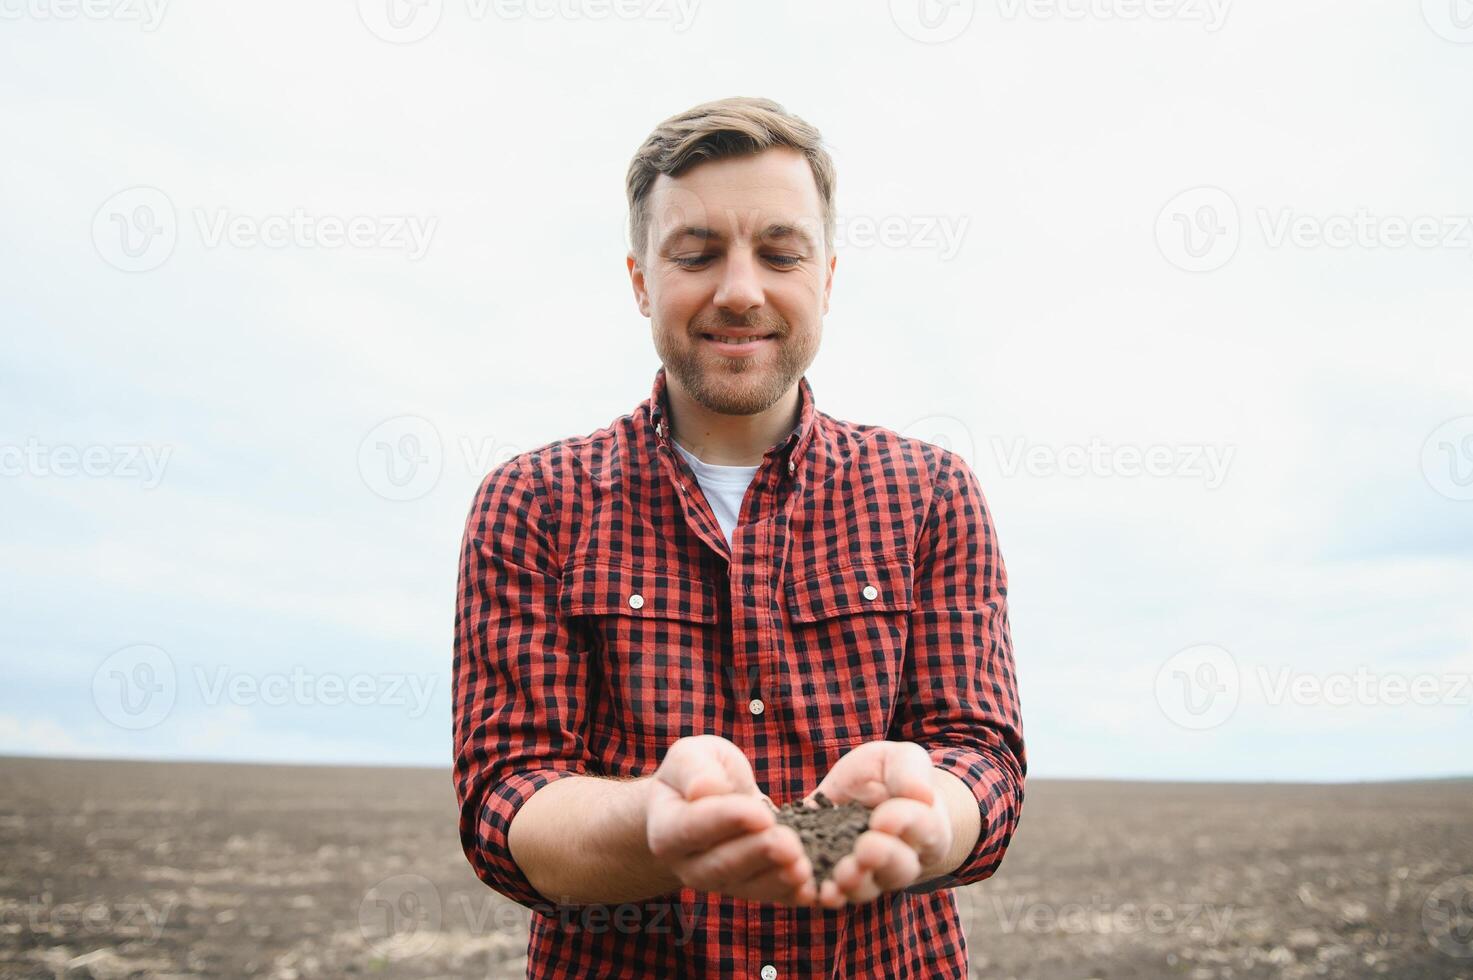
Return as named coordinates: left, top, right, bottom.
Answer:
left=646, top=365, right=817, bottom=479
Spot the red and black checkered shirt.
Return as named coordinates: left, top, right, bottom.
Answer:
left=453, top=366, right=1025, bottom=978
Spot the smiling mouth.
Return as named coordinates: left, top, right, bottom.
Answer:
left=701, top=333, right=777, bottom=345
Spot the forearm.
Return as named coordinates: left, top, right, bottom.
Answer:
left=916, top=766, right=982, bottom=886
left=507, top=774, right=683, bottom=906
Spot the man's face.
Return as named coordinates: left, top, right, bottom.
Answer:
left=628, top=146, right=835, bottom=417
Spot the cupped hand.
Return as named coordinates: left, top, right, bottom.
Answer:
left=647, top=735, right=818, bottom=906
left=804, top=740, right=953, bottom=909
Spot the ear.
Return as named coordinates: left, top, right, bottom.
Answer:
left=821, top=251, right=837, bottom=316
left=628, top=252, right=651, bottom=317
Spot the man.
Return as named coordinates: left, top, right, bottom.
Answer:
left=453, top=96, right=1025, bottom=978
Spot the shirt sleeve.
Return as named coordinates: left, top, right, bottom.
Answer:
left=452, top=454, right=593, bottom=911
left=891, top=449, right=1027, bottom=892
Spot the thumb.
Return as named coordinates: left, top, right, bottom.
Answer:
left=884, top=742, right=937, bottom=804
left=681, top=736, right=760, bottom=800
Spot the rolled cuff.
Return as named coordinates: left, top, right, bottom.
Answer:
left=908, top=743, right=1024, bottom=892
left=461, top=766, right=588, bottom=911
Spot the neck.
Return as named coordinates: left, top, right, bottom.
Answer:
left=665, top=376, right=800, bottom=466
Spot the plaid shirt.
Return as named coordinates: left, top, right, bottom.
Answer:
left=453, top=366, right=1026, bottom=979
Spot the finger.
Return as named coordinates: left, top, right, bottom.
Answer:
left=712, top=740, right=762, bottom=798
left=661, top=736, right=759, bottom=800
left=730, top=859, right=819, bottom=906
left=866, top=835, right=922, bottom=892
left=851, top=829, right=907, bottom=873
left=868, top=797, right=944, bottom=855
left=818, top=877, right=847, bottom=910
left=654, top=793, right=774, bottom=857
left=679, top=824, right=804, bottom=890
left=734, top=833, right=815, bottom=896
left=831, top=852, right=882, bottom=905
left=811, top=743, right=884, bottom=805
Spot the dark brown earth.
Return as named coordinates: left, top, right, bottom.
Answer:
left=771, top=791, right=872, bottom=884
left=2, top=757, right=1471, bottom=978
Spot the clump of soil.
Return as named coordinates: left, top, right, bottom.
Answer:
left=772, top=791, right=872, bottom=884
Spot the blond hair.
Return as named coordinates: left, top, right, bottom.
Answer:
left=625, top=96, right=837, bottom=267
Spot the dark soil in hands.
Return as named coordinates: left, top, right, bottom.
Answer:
left=772, top=791, right=872, bottom=884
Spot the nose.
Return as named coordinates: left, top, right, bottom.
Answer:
left=712, top=246, right=764, bottom=316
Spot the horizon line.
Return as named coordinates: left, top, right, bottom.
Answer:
left=1, top=752, right=1469, bottom=787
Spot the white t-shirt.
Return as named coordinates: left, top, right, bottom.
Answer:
left=672, top=439, right=760, bottom=548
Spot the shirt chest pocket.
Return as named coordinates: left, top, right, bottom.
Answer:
left=559, top=562, right=722, bottom=750
left=782, top=553, right=915, bottom=748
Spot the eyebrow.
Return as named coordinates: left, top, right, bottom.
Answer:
left=659, top=223, right=818, bottom=253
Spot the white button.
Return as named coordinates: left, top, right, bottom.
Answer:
left=655, top=422, right=662, bottom=437
left=748, top=698, right=765, bottom=716
left=628, top=593, right=645, bottom=610
left=862, top=585, right=878, bottom=600
left=761, top=966, right=777, bottom=980
left=787, top=459, right=795, bottom=474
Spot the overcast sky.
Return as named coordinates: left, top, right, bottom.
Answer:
left=3, top=0, right=1471, bottom=781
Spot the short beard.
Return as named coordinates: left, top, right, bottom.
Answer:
left=655, top=319, right=815, bottom=416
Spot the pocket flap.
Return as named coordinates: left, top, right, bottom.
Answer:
left=786, top=554, right=914, bottom=621
left=560, top=562, right=720, bottom=624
